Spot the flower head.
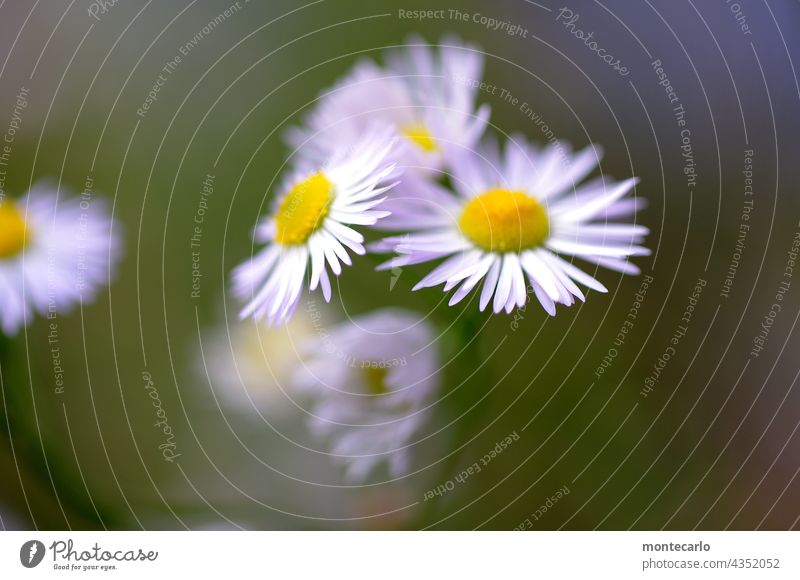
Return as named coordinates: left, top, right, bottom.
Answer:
left=0, top=183, right=121, bottom=335
left=292, top=308, right=439, bottom=482
left=200, top=308, right=319, bottom=417
left=286, top=35, right=490, bottom=176
left=232, top=130, right=398, bottom=326
left=374, top=137, right=649, bottom=315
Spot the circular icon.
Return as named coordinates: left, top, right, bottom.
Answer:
left=20, top=540, right=46, bottom=568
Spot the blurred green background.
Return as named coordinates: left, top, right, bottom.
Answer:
left=1, top=0, right=799, bottom=530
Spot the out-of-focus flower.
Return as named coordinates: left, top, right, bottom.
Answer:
left=0, top=183, right=121, bottom=335
left=292, top=308, right=439, bottom=482
left=199, top=306, right=319, bottom=417
left=232, top=130, right=398, bottom=326
left=286, top=35, right=490, bottom=176
left=374, top=137, right=649, bottom=315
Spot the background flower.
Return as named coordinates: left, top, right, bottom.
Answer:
left=0, top=182, right=121, bottom=335
left=293, top=308, right=440, bottom=482
left=198, top=307, right=318, bottom=418
left=286, top=35, right=490, bottom=177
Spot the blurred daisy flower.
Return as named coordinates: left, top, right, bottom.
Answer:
left=199, top=308, right=319, bottom=418
left=0, top=183, right=121, bottom=335
left=286, top=35, right=490, bottom=175
left=232, top=130, right=398, bottom=326
left=374, top=137, right=649, bottom=315
left=293, top=308, right=439, bottom=482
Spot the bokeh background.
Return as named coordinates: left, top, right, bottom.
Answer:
left=1, top=0, right=799, bottom=530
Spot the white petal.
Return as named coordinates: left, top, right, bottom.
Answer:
left=538, top=144, right=602, bottom=199
left=581, top=254, right=642, bottom=275
left=318, top=267, right=332, bottom=302
left=276, top=252, right=307, bottom=321
left=479, top=258, right=502, bottom=311
left=530, top=280, right=556, bottom=316
left=539, top=250, right=584, bottom=303
left=375, top=250, right=450, bottom=272
left=397, top=235, right=471, bottom=255
left=547, top=238, right=651, bottom=258
left=321, top=239, right=342, bottom=276
left=552, top=177, right=639, bottom=223
left=519, top=251, right=561, bottom=302
left=320, top=229, right=352, bottom=267
left=412, top=250, right=480, bottom=290
left=329, top=209, right=390, bottom=225
left=529, top=143, right=567, bottom=194
left=546, top=253, right=608, bottom=293
left=553, top=223, right=649, bottom=240
left=333, top=196, right=387, bottom=214
left=448, top=255, right=495, bottom=306
left=239, top=253, right=291, bottom=319
left=309, top=239, right=326, bottom=291
left=603, top=197, right=646, bottom=220
left=325, top=220, right=365, bottom=245
left=508, top=254, right=528, bottom=308
left=492, top=255, right=514, bottom=314
left=267, top=250, right=305, bottom=319
left=231, top=245, right=279, bottom=296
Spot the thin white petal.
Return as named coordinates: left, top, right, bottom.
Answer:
left=547, top=238, right=651, bottom=258
left=493, top=255, right=514, bottom=314
left=546, top=253, right=608, bottom=293
left=322, top=240, right=342, bottom=276
left=309, top=239, right=325, bottom=291
left=319, top=267, right=332, bottom=302
left=530, top=280, right=556, bottom=316
left=519, top=251, right=561, bottom=302
left=552, top=177, right=639, bottom=222
left=479, top=258, right=502, bottom=311
left=539, top=250, right=583, bottom=303
left=581, top=254, right=642, bottom=275
left=448, top=256, right=495, bottom=306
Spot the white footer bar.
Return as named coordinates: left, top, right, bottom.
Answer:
left=1, top=531, right=797, bottom=578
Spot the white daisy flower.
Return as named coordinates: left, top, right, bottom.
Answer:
left=232, top=130, right=398, bottom=326
left=199, top=306, right=319, bottom=418
left=292, top=308, right=439, bottom=482
left=374, top=137, right=650, bottom=315
left=0, top=183, right=121, bottom=335
left=286, top=35, right=490, bottom=175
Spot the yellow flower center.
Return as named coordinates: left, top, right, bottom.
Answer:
left=274, top=172, right=333, bottom=245
left=363, top=366, right=389, bottom=395
left=459, top=189, right=549, bottom=253
left=401, top=123, right=438, bottom=153
left=0, top=200, right=29, bottom=258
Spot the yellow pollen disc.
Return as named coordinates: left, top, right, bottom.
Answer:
left=459, top=189, right=549, bottom=253
left=274, top=172, right=334, bottom=245
left=402, top=123, right=438, bottom=153
left=363, top=366, right=389, bottom=395
left=0, top=200, right=29, bottom=258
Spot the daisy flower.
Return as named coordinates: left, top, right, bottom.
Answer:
left=286, top=35, right=490, bottom=175
left=374, top=137, right=650, bottom=315
left=292, top=308, right=439, bottom=482
left=0, top=183, right=121, bottom=335
left=199, top=306, right=319, bottom=418
left=232, top=130, right=398, bottom=326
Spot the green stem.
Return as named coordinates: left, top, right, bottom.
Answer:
left=417, top=308, right=495, bottom=528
